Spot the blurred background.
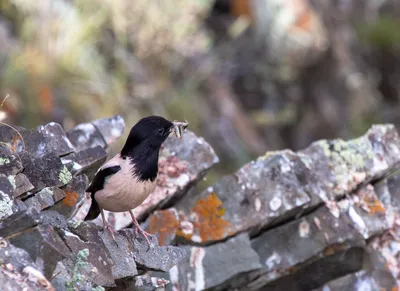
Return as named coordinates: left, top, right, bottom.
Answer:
left=1, top=0, right=400, bottom=185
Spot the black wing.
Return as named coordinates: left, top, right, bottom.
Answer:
left=84, top=165, right=121, bottom=221
left=86, top=165, right=121, bottom=193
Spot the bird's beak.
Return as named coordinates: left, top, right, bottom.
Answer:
left=171, top=120, right=189, bottom=139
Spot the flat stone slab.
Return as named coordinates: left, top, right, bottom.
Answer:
left=36, top=122, right=75, bottom=157
left=9, top=224, right=71, bottom=278
left=0, top=238, right=55, bottom=291
left=66, top=122, right=106, bottom=152
left=22, top=152, right=72, bottom=192
left=11, top=173, right=34, bottom=198
left=63, top=222, right=187, bottom=287
left=61, top=145, right=107, bottom=179
left=91, top=115, right=125, bottom=146
left=148, top=151, right=312, bottom=245
left=168, top=233, right=262, bottom=291
left=312, top=270, right=397, bottom=291
left=49, top=174, right=88, bottom=219
left=0, top=146, right=23, bottom=176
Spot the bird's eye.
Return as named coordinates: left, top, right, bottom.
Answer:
left=158, top=128, right=165, bottom=135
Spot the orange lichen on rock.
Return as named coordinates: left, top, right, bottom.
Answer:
left=62, top=190, right=79, bottom=207
left=178, top=193, right=233, bottom=243
left=10, top=135, right=21, bottom=152
left=148, top=209, right=180, bottom=246
left=364, top=195, right=386, bottom=214
left=322, top=244, right=347, bottom=257
left=293, top=8, right=313, bottom=32
left=231, top=0, right=252, bottom=19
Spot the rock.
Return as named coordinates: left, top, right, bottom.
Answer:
left=247, top=247, right=366, bottom=291
left=24, top=188, right=57, bottom=211
left=59, top=227, right=116, bottom=288
left=299, top=124, right=400, bottom=202
left=36, top=122, right=75, bottom=157
left=0, top=174, right=20, bottom=220
left=127, top=232, right=187, bottom=272
left=9, top=224, right=71, bottom=278
left=0, top=145, right=23, bottom=175
left=12, top=173, right=34, bottom=198
left=313, top=270, right=397, bottom=291
left=0, top=116, right=189, bottom=290
left=66, top=122, right=107, bottom=151
left=49, top=261, right=72, bottom=291
left=5, top=125, right=71, bottom=159
left=3, top=115, right=399, bottom=290
left=22, top=152, right=72, bottom=192
left=0, top=124, right=26, bottom=153
left=169, top=233, right=262, bottom=291
left=147, top=208, right=180, bottom=246
left=40, top=210, right=68, bottom=229
left=245, top=185, right=391, bottom=290
left=91, top=115, right=125, bottom=146
left=61, top=145, right=107, bottom=179
left=0, top=238, right=55, bottom=291
left=150, top=151, right=312, bottom=245
left=0, top=203, right=41, bottom=238
left=50, top=174, right=88, bottom=219
left=63, top=222, right=186, bottom=288
left=113, top=274, right=170, bottom=291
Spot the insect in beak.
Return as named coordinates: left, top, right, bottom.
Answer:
left=171, top=120, right=189, bottom=139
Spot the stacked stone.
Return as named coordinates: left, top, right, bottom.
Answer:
left=145, top=124, right=400, bottom=291
left=0, top=116, right=217, bottom=290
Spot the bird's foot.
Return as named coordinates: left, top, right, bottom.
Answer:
left=104, top=223, right=117, bottom=243
left=134, top=224, right=152, bottom=249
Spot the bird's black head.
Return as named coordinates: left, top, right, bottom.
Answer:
left=120, top=115, right=174, bottom=181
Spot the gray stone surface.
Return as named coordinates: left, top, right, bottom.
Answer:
left=61, top=145, right=107, bottom=179
left=49, top=174, right=88, bottom=219
left=114, top=274, right=170, bottom=291
left=313, top=270, right=397, bottom=291
left=12, top=173, right=34, bottom=197
left=0, top=203, right=41, bottom=238
left=36, top=122, right=75, bottom=157
left=2, top=116, right=400, bottom=290
left=24, top=187, right=56, bottom=211
left=0, top=174, right=20, bottom=220
left=168, top=233, right=262, bottom=291
left=22, top=152, right=72, bottom=192
left=9, top=224, right=71, bottom=278
left=0, top=145, right=23, bottom=175
left=92, top=115, right=125, bottom=146
left=66, top=122, right=106, bottom=151
left=0, top=238, right=54, bottom=291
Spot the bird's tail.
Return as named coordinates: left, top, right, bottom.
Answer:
left=84, top=193, right=101, bottom=221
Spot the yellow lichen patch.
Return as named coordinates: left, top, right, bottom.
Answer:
left=148, top=210, right=180, bottom=246
left=189, top=193, right=233, bottom=243
left=62, top=190, right=79, bottom=207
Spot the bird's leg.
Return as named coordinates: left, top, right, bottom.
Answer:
left=129, top=210, right=152, bottom=248
left=101, top=208, right=117, bottom=242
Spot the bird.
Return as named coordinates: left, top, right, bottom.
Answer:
left=83, top=115, right=186, bottom=247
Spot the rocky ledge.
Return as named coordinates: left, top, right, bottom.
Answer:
left=144, top=124, right=400, bottom=291
left=1, top=117, right=400, bottom=291
left=0, top=116, right=218, bottom=290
